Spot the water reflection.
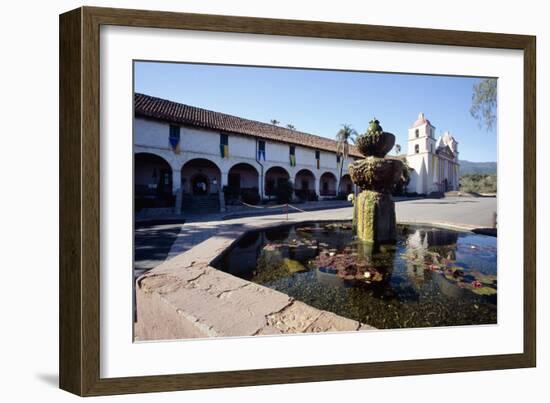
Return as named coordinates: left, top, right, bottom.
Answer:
left=215, top=222, right=497, bottom=329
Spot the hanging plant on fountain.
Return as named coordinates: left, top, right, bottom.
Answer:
left=354, top=118, right=395, bottom=157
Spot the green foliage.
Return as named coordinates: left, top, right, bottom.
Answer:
left=459, top=173, right=497, bottom=193
left=275, top=180, right=294, bottom=203
left=335, top=124, right=358, bottom=160
left=470, top=78, right=497, bottom=131
left=335, top=123, right=358, bottom=189
left=242, top=189, right=261, bottom=205
left=366, top=117, right=383, bottom=136
left=393, top=160, right=410, bottom=196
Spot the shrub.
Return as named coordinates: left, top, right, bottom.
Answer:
left=242, top=188, right=261, bottom=205
left=459, top=174, right=497, bottom=193
left=295, top=188, right=317, bottom=202
left=275, top=180, right=294, bottom=204
left=392, top=161, right=411, bottom=196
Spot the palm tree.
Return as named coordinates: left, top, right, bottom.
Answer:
left=270, top=119, right=280, bottom=125
left=286, top=124, right=296, bottom=130
left=336, top=124, right=357, bottom=194
left=394, top=143, right=402, bottom=155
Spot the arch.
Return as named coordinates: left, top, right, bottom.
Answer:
left=265, top=166, right=290, bottom=197
left=134, top=152, right=174, bottom=211
left=294, top=169, right=316, bottom=201
left=320, top=172, right=337, bottom=197
left=338, top=174, right=354, bottom=196
left=181, top=158, right=222, bottom=195
left=227, top=163, right=260, bottom=204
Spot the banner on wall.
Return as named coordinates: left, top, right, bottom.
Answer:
left=169, top=125, right=181, bottom=154
left=220, top=133, right=229, bottom=158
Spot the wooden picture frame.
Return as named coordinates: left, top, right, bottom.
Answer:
left=59, top=6, right=536, bottom=396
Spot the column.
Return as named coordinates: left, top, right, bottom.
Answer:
left=172, top=169, right=182, bottom=214
left=314, top=175, right=320, bottom=199
left=219, top=171, right=228, bottom=212
left=257, top=172, right=263, bottom=200
left=172, top=169, right=181, bottom=194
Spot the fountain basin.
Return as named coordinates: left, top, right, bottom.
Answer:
left=355, top=130, right=396, bottom=157
left=214, top=221, right=497, bottom=330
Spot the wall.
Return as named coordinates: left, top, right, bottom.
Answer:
left=1, top=1, right=546, bottom=403
left=135, top=117, right=355, bottom=197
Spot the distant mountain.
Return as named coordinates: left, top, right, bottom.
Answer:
left=459, top=160, right=497, bottom=176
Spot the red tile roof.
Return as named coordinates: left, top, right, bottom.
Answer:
left=134, top=93, right=362, bottom=157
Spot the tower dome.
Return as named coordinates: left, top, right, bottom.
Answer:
left=412, top=112, right=432, bottom=128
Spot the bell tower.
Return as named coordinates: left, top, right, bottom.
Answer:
left=407, top=112, right=436, bottom=156
left=407, top=113, right=437, bottom=194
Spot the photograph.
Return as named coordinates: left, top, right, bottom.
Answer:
left=133, top=61, right=498, bottom=341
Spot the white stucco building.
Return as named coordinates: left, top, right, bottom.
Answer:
left=134, top=93, right=358, bottom=214
left=406, top=113, right=460, bottom=195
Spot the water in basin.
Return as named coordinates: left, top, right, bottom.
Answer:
left=214, top=222, right=497, bottom=329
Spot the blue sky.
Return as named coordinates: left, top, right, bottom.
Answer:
left=135, top=62, right=497, bottom=162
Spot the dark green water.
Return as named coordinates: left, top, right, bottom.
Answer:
left=214, top=222, right=497, bottom=329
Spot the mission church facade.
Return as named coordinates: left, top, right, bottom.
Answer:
left=134, top=94, right=458, bottom=214
left=406, top=113, right=459, bottom=195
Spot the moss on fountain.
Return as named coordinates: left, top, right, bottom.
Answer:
left=349, top=157, right=403, bottom=193
left=355, top=190, right=396, bottom=243
left=355, top=190, right=377, bottom=242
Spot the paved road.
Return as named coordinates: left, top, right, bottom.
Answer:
left=134, top=196, right=497, bottom=274
left=396, top=196, right=497, bottom=228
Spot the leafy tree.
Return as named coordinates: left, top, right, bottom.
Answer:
left=335, top=124, right=358, bottom=193
left=286, top=124, right=296, bottom=130
left=470, top=78, right=497, bottom=131
left=270, top=119, right=280, bottom=125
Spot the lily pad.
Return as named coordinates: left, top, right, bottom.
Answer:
left=283, top=258, right=307, bottom=273
left=468, top=285, right=497, bottom=296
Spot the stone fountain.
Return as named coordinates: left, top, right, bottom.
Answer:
left=349, top=119, right=403, bottom=244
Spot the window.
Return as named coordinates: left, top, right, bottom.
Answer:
left=336, top=155, right=341, bottom=164
left=415, top=144, right=420, bottom=154
left=415, top=129, right=419, bottom=138
left=315, top=150, right=320, bottom=169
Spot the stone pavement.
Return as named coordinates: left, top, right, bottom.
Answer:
left=135, top=214, right=375, bottom=340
